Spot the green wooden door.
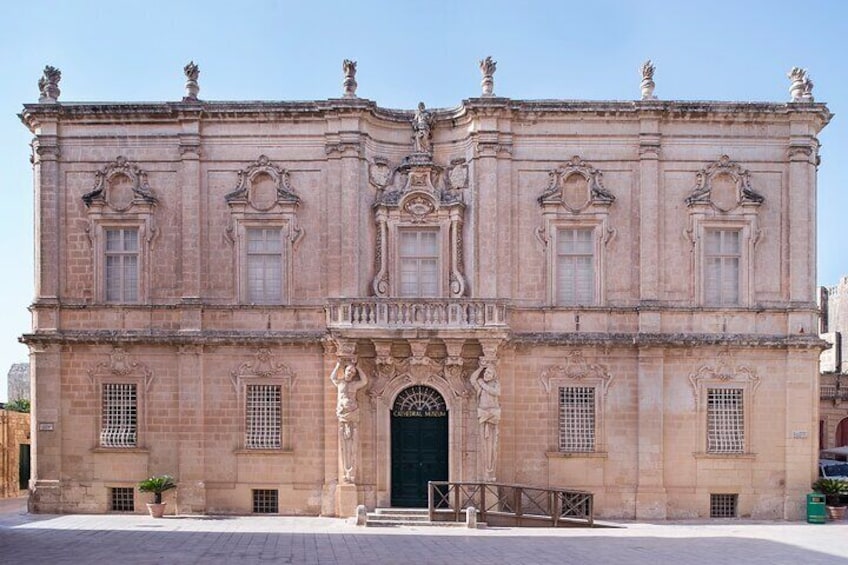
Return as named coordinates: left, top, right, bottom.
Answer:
left=390, top=386, right=448, bottom=507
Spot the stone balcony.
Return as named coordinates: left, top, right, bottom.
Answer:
left=325, top=299, right=508, bottom=335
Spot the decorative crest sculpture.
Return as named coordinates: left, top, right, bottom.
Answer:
left=38, top=65, right=61, bottom=103
left=183, top=61, right=200, bottom=101
left=479, top=56, right=497, bottom=97
left=342, top=59, right=357, bottom=98
left=640, top=60, right=656, bottom=100
left=788, top=67, right=814, bottom=102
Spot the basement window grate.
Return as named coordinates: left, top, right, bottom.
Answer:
left=110, top=487, right=135, bottom=512
left=253, top=489, right=279, bottom=514
left=710, top=493, right=738, bottom=518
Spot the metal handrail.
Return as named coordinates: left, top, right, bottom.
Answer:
left=428, top=481, right=593, bottom=527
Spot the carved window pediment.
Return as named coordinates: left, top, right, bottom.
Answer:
left=685, top=155, right=764, bottom=212
left=539, top=351, right=612, bottom=395
left=82, top=156, right=158, bottom=212
left=225, top=155, right=300, bottom=212
left=538, top=156, right=615, bottom=213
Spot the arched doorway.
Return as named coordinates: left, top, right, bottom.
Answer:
left=837, top=417, right=848, bottom=447
left=390, top=385, right=448, bottom=507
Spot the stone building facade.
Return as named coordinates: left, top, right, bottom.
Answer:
left=6, top=363, right=31, bottom=403
left=0, top=408, right=30, bottom=498
left=820, top=277, right=848, bottom=449
left=20, top=62, right=830, bottom=519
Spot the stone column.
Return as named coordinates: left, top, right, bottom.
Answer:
left=635, top=347, right=667, bottom=519
left=638, top=116, right=661, bottom=306
left=179, top=113, right=203, bottom=330
left=176, top=345, right=206, bottom=513
left=31, top=122, right=61, bottom=310
left=783, top=348, right=819, bottom=520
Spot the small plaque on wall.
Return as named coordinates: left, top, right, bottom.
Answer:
left=38, top=422, right=54, bottom=432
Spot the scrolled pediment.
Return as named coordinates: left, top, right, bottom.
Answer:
left=685, top=155, right=764, bottom=211
left=539, top=351, right=612, bottom=395
left=82, top=156, right=158, bottom=211
left=538, top=156, right=615, bottom=212
left=86, top=346, right=154, bottom=390
left=688, top=352, right=760, bottom=401
left=225, top=155, right=300, bottom=211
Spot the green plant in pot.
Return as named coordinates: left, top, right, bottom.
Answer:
left=138, top=475, right=176, bottom=517
left=813, top=478, right=848, bottom=520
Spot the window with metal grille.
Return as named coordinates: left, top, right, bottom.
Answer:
left=399, top=229, right=439, bottom=297
left=704, top=229, right=740, bottom=306
left=707, top=388, right=744, bottom=453
left=245, top=385, right=282, bottom=449
left=101, top=383, right=137, bottom=448
left=110, top=487, right=135, bottom=512
left=105, top=228, right=139, bottom=302
left=246, top=228, right=282, bottom=304
left=252, top=489, right=279, bottom=514
left=556, top=228, right=594, bottom=305
left=559, top=386, right=595, bottom=452
left=710, top=493, right=738, bottom=518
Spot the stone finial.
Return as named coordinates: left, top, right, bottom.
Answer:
left=640, top=60, right=656, bottom=100
left=479, top=56, right=497, bottom=97
left=184, top=61, right=200, bottom=101
left=788, top=67, right=814, bottom=102
left=342, top=59, right=358, bottom=98
left=37, top=65, right=61, bottom=103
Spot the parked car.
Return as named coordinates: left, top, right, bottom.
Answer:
left=819, top=460, right=848, bottom=505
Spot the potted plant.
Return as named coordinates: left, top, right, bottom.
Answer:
left=138, top=474, right=176, bottom=518
left=812, top=477, right=848, bottom=520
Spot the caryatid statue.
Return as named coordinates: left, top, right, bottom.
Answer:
left=330, top=360, right=369, bottom=483
left=470, top=363, right=501, bottom=481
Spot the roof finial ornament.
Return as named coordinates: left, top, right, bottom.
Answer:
left=38, top=65, right=61, bottom=103
left=342, top=59, right=357, bottom=98
left=640, top=60, right=656, bottom=100
left=788, top=67, right=814, bottom=102
left=479, top=56, right=497, bottom=97
left=184, top=61, right=200, bottom=101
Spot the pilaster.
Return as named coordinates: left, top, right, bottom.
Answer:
left=28, top=344, right=62, bottom=512
left=635, top=346, right=667, bottom=519
left=179, top=111, right=203, bottom=329
left=31, top=123, right=61, bottom=304
left=176, top=345, right=206, bottom=513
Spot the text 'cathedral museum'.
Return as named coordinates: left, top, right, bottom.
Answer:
left=20, top=59, right=831, bottom=520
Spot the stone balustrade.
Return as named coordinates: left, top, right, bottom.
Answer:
left=326, top=299, right=507, bottom=328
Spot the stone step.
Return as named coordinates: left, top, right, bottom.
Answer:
left=365, top=507, right=481, bottom=528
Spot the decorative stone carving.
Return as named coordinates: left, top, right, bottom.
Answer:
left=87, top=346, right=154, bottom=390
left=471, top=363, right=500, bottom=481
left=412, top=102, right=434, bottom=154
left=688, top=352, right=760, bottom=402
left=38, top=65, right=61, bottom=103
left=788, top=67, right=814, bottom=103
left=539, top=351, right=612, bottom=394
left=225, top=155, right=300, bottom=210
left=183, top=61, right=200, bottom=101
left=342, top=59, right=357, bottom=98
left=479, top=56, right=497, bottom=97
left=446, top=158, right=469, bottom=190
left=685, top=155, right=764, bottom=211
left=331, top=360, right=369, bottom=483
left=82, top=156, right=158, bottom=211
left=229, top=348, right=296, bottom=391
left=640, top=60, right=656, bottom=100
left=369, top=158, right=394, bottom=189
left=538, top=156, right=615, bottom=212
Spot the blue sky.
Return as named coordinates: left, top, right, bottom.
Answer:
left=0, top=0, right=845, bottom=399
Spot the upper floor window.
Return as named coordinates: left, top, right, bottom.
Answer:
left=82, top=156, right=158, bottom=304
left=246, top=228, right=283, bottom=304
left=556, top=228, right=595, bottom=305
left=704, top=229, right=740, bottom=306
left=399, top=228, right=439, bottom=297
left=225, top=156, right=302, bottom=305
left=101, top=382, right=137, bottom=448
left=105, top=228, right=139, bottom=303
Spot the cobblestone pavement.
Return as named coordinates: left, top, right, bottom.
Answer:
left=2, top=497, right=848, bottom=564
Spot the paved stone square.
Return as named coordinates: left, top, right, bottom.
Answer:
left=2, top=497, right=848, bottom=564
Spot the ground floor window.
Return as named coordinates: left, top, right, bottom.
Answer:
left=252, top=489, right=279, bottom=514
left=710, top=493, right=737, bottom=518
left=110, top=487, right=135, bottom=512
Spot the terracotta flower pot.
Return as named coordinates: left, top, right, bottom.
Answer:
left=146, top=502, right=166, bottom=518
left=826, top=505, right=846, bottom=521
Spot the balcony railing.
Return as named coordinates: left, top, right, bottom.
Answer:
left=326, top=299, right=507, bottom=329
left=821, top=384, right=848, bottom=401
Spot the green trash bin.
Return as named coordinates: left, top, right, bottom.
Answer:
left=807, top=492, right=826, bottom=524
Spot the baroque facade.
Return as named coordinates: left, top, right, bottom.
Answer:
left=20, top=61, right=830, bottom=519
left=820, top=277, right=848, bottom=449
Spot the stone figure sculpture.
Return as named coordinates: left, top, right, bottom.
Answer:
left=640, top=60, right=656, bottom=100
left=342, top=59, right=357, bottom=98
left=471, top=364, right=501, bottom=481
left=330, top=360, right=369, bottom=483
left=412, top=102, right=434, bottom=154
left=479, top=56, right=497, bottom=97
left=38, top=65, right=61, bottom=103
left=788, top=67, right=814, bottom=102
